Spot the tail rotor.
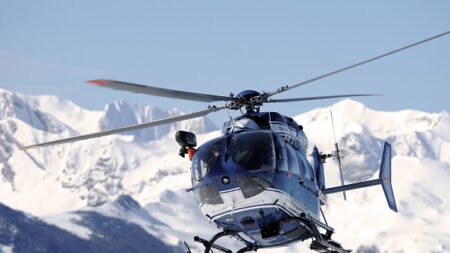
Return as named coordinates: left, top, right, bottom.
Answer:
left=330, top=110, right=347, bottom=201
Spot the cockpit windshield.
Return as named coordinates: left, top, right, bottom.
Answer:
left=230, top=130, right=275, bottom=171
left=222, top=117, right=260, bottom=133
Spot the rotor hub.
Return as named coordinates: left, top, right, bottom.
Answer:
left=236, top=90, right=260, bottom=101
left=238, top=90, right=261, bottom=114
left=228, top=90, right=268, bottom=114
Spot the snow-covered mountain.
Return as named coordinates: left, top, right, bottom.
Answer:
left=0, top=88, right=449, bottom=252
left=292, top=100, right=450, bottom=253
left=0, top=199, right=183, bottom=253
left=296, top=100, right=450, bottom=182
left=99, top=100, right=216, bottom=142
left=0, top=87, right=216, bottom=212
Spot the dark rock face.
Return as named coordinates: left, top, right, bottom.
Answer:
left=73, top=211, right=182, bottom=253
left=0, top=203, right=91, bottom=253
left=0, top=203, right=183, bottom=253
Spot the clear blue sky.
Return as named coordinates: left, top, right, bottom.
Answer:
left=1, top=1, right=449, bottom=126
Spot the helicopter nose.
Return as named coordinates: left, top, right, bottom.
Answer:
left=221, top=176, right=230, bottom=185
left=214, top=157, right=272, bottom=204
left=213, top=158, right=240, bottom=191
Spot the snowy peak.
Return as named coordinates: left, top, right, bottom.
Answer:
left=0, top=88, right=217, bottom=139
left=98, top=100, right=217, bottom=142
left=295, top=99, right=449, bottom=181
left=1, top=88, right=449, bottom=252
left=0, top=87, right=217, bottom=214
left=99, top=101, right=169, bottom=142
left=109, top=195, right=166, bottom=227
left=301, top=99, right=448, bottom=138
left=0, top=88, right=68, bottom=134
left=113, top=195, right=142, bottom=211
left=85, top=195, right=168, bottom=229
left=0, top=88, right=16, bottom=119
left=168, top=107, right=217, bottom=135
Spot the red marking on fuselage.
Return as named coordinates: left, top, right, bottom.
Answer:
left=188, top=148, right=197, bottom=161
left=85, top=80, right=112, bottom=86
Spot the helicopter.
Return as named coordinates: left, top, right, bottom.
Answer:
left=20, top=31, right=449, bottom=253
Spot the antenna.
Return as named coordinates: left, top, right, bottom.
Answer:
left=330, top=110, right=347, bottom=201
left=225, top=108, right=236, bottom=132
left=267, top=97, right=273, bottom=130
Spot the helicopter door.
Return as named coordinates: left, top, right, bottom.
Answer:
left=284, top=145, right=302, bottom=212
left=271, top=135, right=292, bottom=200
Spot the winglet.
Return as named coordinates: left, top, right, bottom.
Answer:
left=379, top=142, right=398, bottom=212
left=20, top=145, right=38, bottom=151
left=85, top=80, right=112, bottom=86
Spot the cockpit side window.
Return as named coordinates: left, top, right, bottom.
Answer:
left=307, top=160, right=315, bottom=181
left=286, top=145, right=300, bottom=175
left=192, top=138, right=226, bottom=182
left=273, top=134, right=288, bottom=172
left=294, top=152, right=307, bottom=176
left=297, top=154, right=311, bottom=180
left=300, top=158, right=313, bottom=180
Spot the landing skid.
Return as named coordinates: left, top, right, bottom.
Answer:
left=282, top=216, right=351, bottom=253
left=187, top=215, right=351, bottom=253
left=190, top=230, right=258, bottom=253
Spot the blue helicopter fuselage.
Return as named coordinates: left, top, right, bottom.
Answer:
left=190, top=112, right=326, bottom=247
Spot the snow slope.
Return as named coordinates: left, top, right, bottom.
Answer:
left=0, top=201, right=183, bottom=253
left=0, top=87, right=216, bottom=214
left=1, top=88, right=449, bottom=252
left=288, top=100, right=450, bottom=252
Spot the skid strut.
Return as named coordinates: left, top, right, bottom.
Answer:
left=273, top=215, right=351, bottom=253
left=191, top=230, right=259, bottom=253
left=193, top=230, right=241, bottom=253
left=303, top=216, right=351, bottom=253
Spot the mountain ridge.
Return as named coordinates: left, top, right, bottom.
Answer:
left=1, top=89, right=449, bottom=252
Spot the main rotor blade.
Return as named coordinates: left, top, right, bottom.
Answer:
left=86, top=80, right=234, bottom=103
left=20, top=106, right=224, bottom=150
left=267, top=94, right=380, bottom=103
left=270, top=31, right=450, bottom=96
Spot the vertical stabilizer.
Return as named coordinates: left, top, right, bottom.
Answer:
left=379, top=142, right=398, bottom=212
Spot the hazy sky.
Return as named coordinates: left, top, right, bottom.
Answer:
left=1, top=1, right=449, bottom=127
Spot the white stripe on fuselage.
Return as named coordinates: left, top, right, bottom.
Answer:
left=200, top=188, right=319, bottom=221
